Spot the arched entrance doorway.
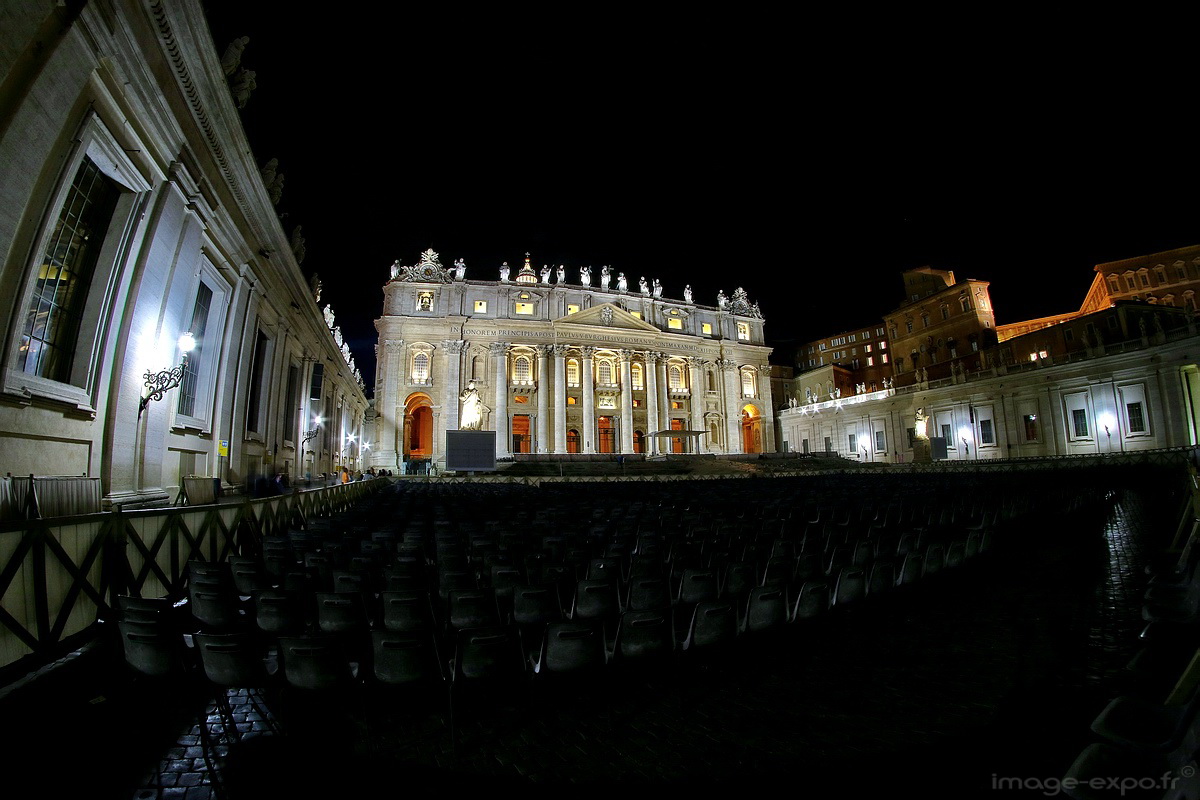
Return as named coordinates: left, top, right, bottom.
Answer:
left=598, top=416, right=615, bottom=453
left=633, top=430, right=645, bottom=454
left=741, top=405, right=763, bottom=454
left=566, top=429, right=580, bottom=454
left=404, top=394, right=433, bottom=465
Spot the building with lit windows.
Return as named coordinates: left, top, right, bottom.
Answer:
left=794, top=324, right=891, bottom=403
left=0, top=0, right=367, bottom=508
left=780, top=264, right=1200, bottom=463
left=371, top=252, right=774, bottom=469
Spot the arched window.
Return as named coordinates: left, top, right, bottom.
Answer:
left=598, top=359, right=613, bottom=385
left=959, top=294, right=971, bottom=312
left=567, top=359, right=579, bottom=386
left=709, top=419, right=721, bottom=446
left=633, top=430, right=645, bottom=454
left=669, top=364, right=683, bottom=390
left=631, top=362, right=644, bottom=389
left=513, top=355, right=531, bottom=383
left=741, top=369, right=755, bottom=398
left=412, top=352, right=429, bottom=382
left=471, top=355, right=483, bottom=381
left=706, top=370, right=716, bottom=392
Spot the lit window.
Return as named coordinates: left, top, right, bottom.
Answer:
left=1127, top=402, right=1146, bottom=433
left=668, top=317, right=683, bottom=330
left=737, top=322, right=750, bottom=340
left=702, top=322, right=712, bottom=335
left=567, top=304, right=580, bottom=315
left=412, top=352, right=429, bottom=382
left=19, top=157, right=119, bottom=381
left=671, top=401, right=683, bottom=409
left=474, top=300, right=488, bottom=313
left=880, top=341, right=887, bottom=350
left=567, top=359, right=579, bottom=386
left=881, top=353, right=889, bottom=364
left=513, top=395, right=529, bottom=404
left=864, top=344, right=872, bottom=353
left=905, top=320, right=914, bottom=334
left=867, top=356, right=874, bottom=366
left=567, top=396, right=577, bottom=405
left=633, top=399, right=643, bottom=408
left=515, top=301, right=534, bottom=315
left=669, top=365, right=684, bottom=390
left=598, top=360, right=613, bottom=384
left=630, top=311, right=642, bottom=319
left=417, top=292, right=433, bottom=311
left=631, top=363, right=644, bottom=389
left=513, top=356, right=532, bottom=383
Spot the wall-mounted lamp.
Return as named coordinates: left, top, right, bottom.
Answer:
left=302, top=416, right=321, bottom=454
left=138, top=332, right=195, bottom=417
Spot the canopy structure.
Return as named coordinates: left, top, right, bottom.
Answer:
left=646, top=430, right=708, bottom=455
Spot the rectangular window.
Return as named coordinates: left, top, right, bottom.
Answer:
left=941, top=423, right=952, bottom=444
left=1127, top=402, right=1146, bottom=433
left=567, top=396, right=577, bottom=405
left=474, top=300, right=488, bottom=313
left=309, top=363, right=324, bottom=400
left=867, top=356, right=874, bottom=367
left=1072, top=408, right=1089, bottom=438
left=801, top=438, right=809, bottom=454
left=864, top=344, right=872, bottom=353
left=567, top=304, right=580, bottom=315
left=513, top=395, right=529, bottom=404
left=701, top=322, right=712, bottom=335
left=19, top=157, right=120, bottom=381
left=848, top=433, right=857, bottom=453
left=1156, top=267, right=1168, bottom=285
left=905, top=321, right=913, bottom=333
left=667, top=317, right=683, bottom=330
left=630, top=311, right=642, bottom=319
left=671, top=401, right=683, bottom=409
left=246, top=331, right=270, bottom=434
left=284, top=364, right=299, bottom=440
left=1125, top=276, right=1137, bottom=292
left=515, top=302, right=534, bottom=315
left=177, top=282, right=213, bottom=416
left=737, top=322, right=750, bottom=340
left=633, top=398, right=642, bottom=408
left=1023, top=414, right=1039, bottom=441
left=1140, top=273, right=1151, bottom=287
left=979, top=419, right=995, bottom=445
left=881, top=353, right=889, bottom=364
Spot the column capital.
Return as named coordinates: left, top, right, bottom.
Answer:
left=535, top=344, right=553, bottom=357
left=643, top=350, right=659, bottom=364
left=685, top=356, right=703, bottom=368
left=580, top=345, right=597, bottom=358
left=552, top=343, right=570, bottom=358
left=717, top=358, right=738, bottom=371
left=442, top=340, right=467, bottom=354
left=489, top=342, right=509, bottom=356
left=384, top=339, right=404, bottom=355
left=617, top=349, right=634, bottom=362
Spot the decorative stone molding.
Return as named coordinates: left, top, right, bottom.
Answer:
left=617, top=349, right=633, bottom=362
left=551, top=343, right=570, bottom=357
left=442, top=340, right=467, bottom=354
left=489, top=342, right=509, bottom=356
left=535, top=344, right=553, bottom=357
left=397, top=249, right=455, bottom=284
left=580, top=346, right=597, bottom=358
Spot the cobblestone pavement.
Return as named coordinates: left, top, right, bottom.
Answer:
left=2, top=484, right=1178, bottom=799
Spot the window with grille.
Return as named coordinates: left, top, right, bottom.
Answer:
left=669, top=365, right=683, bottom=390
left=631, top=363, right=644, bottom=389
left=413, top=352, right=429, bottom=382
left=18, top=157, right=119, bottom=381
left=567, top=359, right=579, bottom=386
left=177, top=282, right=212, bottom=416
left=598, top=360, right=612, bottom=384
left=514, top=356, right=531, bottom=383
left=1127, top=402, right=1146, bottom=433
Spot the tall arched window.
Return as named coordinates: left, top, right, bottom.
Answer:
left=706, top=370, right=716, bottom=391
left=513, top=355, right=531, bottom=383
left=567, top=359, right=580, bottom=386
left=669, top=364, right=683, bottom=390
left=598, top=360, right=613, bottom=384
left=412, top=352, right=429, bottom=382
left=631, top=362, right=644, bottom=389
left=471, top=355, right=483, bottom=381
left=741, top=369, right=755, bottom=398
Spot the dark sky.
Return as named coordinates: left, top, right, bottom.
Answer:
left=202, top=4, right=1197, bottom=393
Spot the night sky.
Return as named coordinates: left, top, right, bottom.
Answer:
left=202, top=4, right=1196, bottom=393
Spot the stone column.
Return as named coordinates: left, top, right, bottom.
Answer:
left=581, top=345, right=596, bottom=453
left=687, top=356, right=704, bottom=452
left=553, top=344, right=568, bottom=454
left=491, top=342, right=510, bottom=458
left=720, top=358, right=742, bottom=453
left=442, top=340, right=466, bottom=432
left=644, top=351, right=660, bottom=454
left=536, top=344, right=550, bottom=453
left=757, top=365, right=776, bottom=453
left=377, top=339, right=404, bottom=470
left=656, top=353, right=669, bottom=436
left=619, top=349, right=634, bottom=453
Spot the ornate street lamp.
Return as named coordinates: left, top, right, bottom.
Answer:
left=139, top=332, right=195, bottom=417
left=302, top=416, right=321, bottom=469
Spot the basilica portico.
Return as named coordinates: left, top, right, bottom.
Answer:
left=371, top=250, right=774, bottom=469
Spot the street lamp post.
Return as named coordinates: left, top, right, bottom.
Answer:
left=301, top=416, right=321, bottom=481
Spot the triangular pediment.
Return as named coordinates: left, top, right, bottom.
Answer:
left=555, top=302, right=659, bottom=332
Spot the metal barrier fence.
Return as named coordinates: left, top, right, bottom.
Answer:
left=0, top=478, right=389, bottom=681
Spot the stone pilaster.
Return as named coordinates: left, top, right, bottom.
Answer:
left=644, top=351, right=660, bottom=454
left=719, top=358, right=741, bottom=453
left=553, top=344, right=568, bottom=454
left=442, top=340, right=466, bottom=432
left=536, top=344, right=550, bottom=453
left=618, top=349, right=634, bottom=453
left=491, top=342, right=510, bottom=458
left=687, top=356, right=704, bottom=451
left=581, top=345, right=596, bottom=453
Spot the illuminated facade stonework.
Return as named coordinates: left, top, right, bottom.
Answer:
left=371, top=252, right=774, bottom=468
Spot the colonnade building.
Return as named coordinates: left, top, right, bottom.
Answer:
left=371, top=251, right=775, bottom=469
